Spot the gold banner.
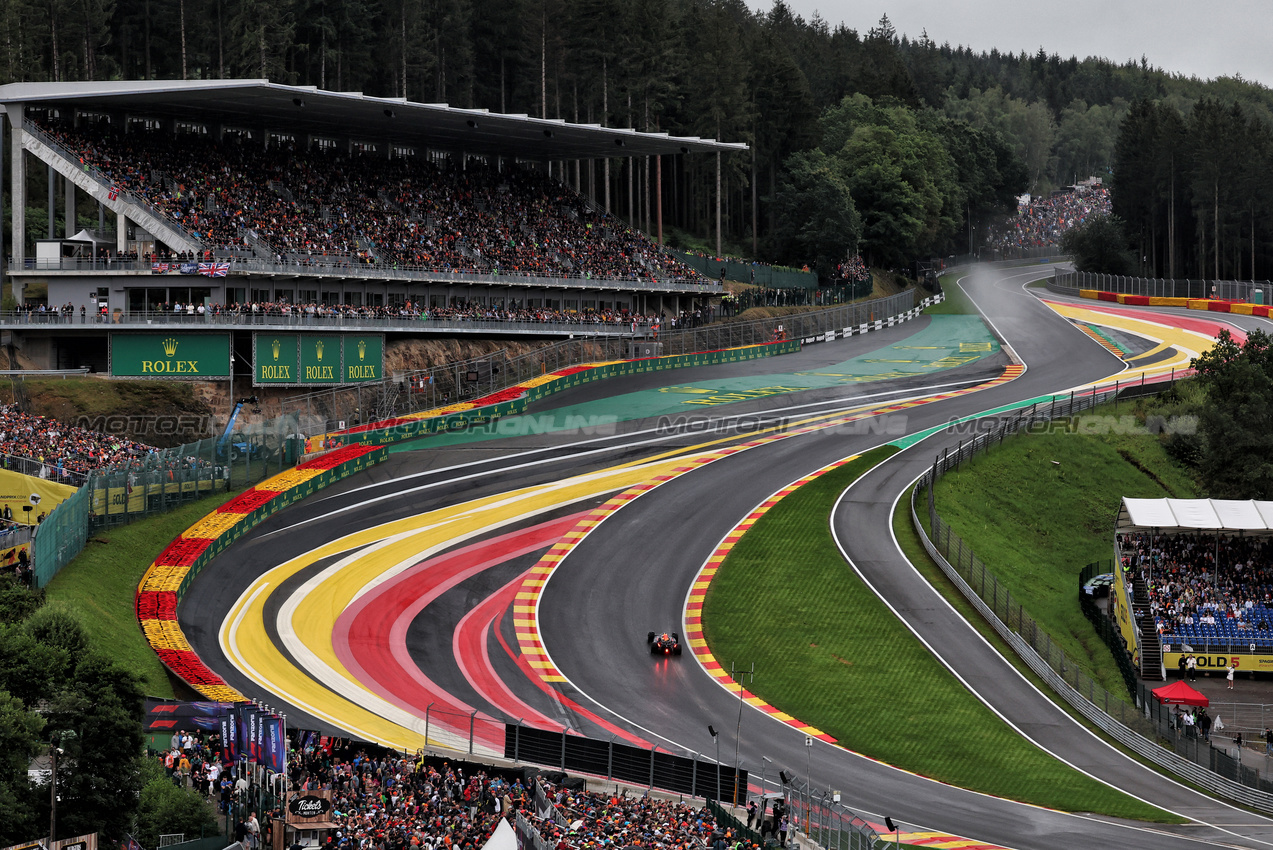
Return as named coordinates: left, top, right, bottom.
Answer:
left=0, top=468, right=78, bottom=525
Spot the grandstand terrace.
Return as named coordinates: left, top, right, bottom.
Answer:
left=0, top=81, right=743, bottom=363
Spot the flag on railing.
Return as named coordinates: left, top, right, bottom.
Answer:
left=151, top=263, right=170, bottom=274
left=179, top=263, right=199, bottom=275
left=198, top=262, right=230, bottom=277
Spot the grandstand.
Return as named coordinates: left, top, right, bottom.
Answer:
left=1116, top=498, right=1273, bottom=678
left=0, top=80, right=745, bottom=370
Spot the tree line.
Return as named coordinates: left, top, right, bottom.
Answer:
left=4, top=0, right=1273, bottom=273
left=0, top=577, right=215, bottom=844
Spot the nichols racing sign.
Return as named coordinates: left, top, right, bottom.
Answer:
left=109, top=333, right=231, bottom=379
left=253, top=334, right=384, bottom=386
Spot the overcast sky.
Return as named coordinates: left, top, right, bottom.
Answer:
left=777, top=0, right=1273, bottom=89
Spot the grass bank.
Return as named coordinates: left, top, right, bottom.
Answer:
left=924, top=272, right=978, bottom=315
left=700, top=446, right=1173, bottom=819
left=45, top=488, right=247, bottom=697
left=929, top=404, right=1197, bottom=697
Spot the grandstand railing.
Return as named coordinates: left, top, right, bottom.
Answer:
left=911, top=382, right=1273, bottom=811
left=1051, top=269, right=1273, bottom=303
left=0, top=451, right=90, bottom=487
left=9, top=256, right=721, bottom=294
left=0, top=307, right=649, bottom=336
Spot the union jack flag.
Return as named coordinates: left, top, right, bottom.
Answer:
left=198, top=262, right=230, bottom=278
left=151, top=263, right=171, bottom=274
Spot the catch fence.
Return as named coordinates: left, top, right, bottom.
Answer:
left=1051, top=269, right=1273, bottom=303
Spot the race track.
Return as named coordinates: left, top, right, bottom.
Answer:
left=181, top=263, right=1273, bottom=850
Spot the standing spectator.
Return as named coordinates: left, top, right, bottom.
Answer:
left=1227, top=663, right=1236, bottom=689
left=746, top=799, right=757, bottom=830
left=246, top=811, right=260, bottom=849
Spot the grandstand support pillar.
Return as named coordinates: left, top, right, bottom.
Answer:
left=9, top=103, right=25, bottom=267
left=656, top=154, right=663, bottom=245
left=64, top=168, right=75, bottom=238
left=117, top=212, right=127, bottom=254
left=715, top=151, right=722, bottom=258
left=47, top=164, right=55, bottom=240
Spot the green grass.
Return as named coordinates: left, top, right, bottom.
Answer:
left=924, top=273, right=979, bottom=315
left=931, top=405, right=1198, bottom=698
left=45, top=487, right=248, bottom=697
left=701, top=446, right=1173, bottom=819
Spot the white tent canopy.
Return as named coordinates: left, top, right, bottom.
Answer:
left=480, top=816, right=517, bottom=850
left=1118, top=498, right=1273, bottom=534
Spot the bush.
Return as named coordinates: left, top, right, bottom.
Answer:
left=134, top=759, right=219, bottom=849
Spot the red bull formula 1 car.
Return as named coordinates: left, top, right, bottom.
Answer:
left=647, top=631, right=682, bottom=656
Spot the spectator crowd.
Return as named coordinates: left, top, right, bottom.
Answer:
left=34, top=118, right=705, bottom=286
left=0, top=402, right=154, bottom=479
left=156, top=726, right=725, bottom=850
left=1119, top=531, right=1273, bottom=643
left=986, top=184, right=1111, bottom=250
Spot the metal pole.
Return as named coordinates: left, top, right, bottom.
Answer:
left=424, top=702, right=434, bottom=748
left=49, top=743, right=57, bottom=843
left=469, top=710, right=477, bottom=755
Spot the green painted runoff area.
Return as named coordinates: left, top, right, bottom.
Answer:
left=392, top=315, right=999, bottom=452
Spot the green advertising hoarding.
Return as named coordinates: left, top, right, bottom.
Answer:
left=342, top=335, right=384, bottom=383
left=254, top=334, right=299, bottom=384
left=252, top=333, right=384, bottom=386
left=110, top=333, right=231, bottom=379
left=299, top=335, right=341, bottom=384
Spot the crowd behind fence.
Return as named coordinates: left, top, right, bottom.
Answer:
left=911, top=384, right=1273, bottom=810
left=0, top=306, right=648, bottom=335
left=30, top=416, right=305, bottom=587
left=1052, top=269, right=1273, bottom=303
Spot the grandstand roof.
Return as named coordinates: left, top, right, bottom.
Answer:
left=0, top=80, right=747, bottom=161
left=1118, top=498, right=1273, bottom=533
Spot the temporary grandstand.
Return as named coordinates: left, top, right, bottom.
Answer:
left=0, top=80, right=745, bottom=330
left=1117, top=498, right=1273, bottom=679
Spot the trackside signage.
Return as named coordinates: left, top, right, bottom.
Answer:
left=110, top=333, right=231, bottom=379
left=251, top=333, right=384, bottom=386
left=342, top=335, right=383, bottom=383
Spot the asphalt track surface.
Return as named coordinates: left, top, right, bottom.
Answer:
left=182, top=264, right=1273, bottom=850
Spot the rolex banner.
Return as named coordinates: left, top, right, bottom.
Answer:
left=110, top=333, right=231, bottom=379
left=252, top=333, right=383, bottom=386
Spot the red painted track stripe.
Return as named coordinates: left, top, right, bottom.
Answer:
left=333, top=515, right=583, bottom=747
left=454, top=570, right=568, bottom=732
